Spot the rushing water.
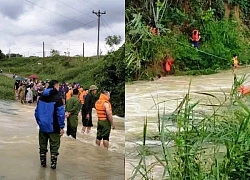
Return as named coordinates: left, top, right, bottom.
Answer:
left=125, top=67, right=250, bottom=179
left=0, top=100, right=124, bottom=180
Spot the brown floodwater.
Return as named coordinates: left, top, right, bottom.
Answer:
left=125, top=67, right=250, bottom=179
left=0, top=100, right=124, bottom=180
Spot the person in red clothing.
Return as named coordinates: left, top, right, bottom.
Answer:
left=165, top=56, right=174, bottom=74
left=191, top=29, right=201, bottom=48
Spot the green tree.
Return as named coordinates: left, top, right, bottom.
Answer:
left=94, top=44, right=125, bottom=117
left=105, top=35, right=122, bottom=51
left=0, top=50, right=5, bottom=59
left=50, top=49, right=60, bottom=57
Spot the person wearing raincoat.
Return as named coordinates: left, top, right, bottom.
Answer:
left=18, top=83, right=25, bottom=104
left=65, top=88, right=82, bottom=139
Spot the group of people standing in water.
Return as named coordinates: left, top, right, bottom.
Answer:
left=13, top=77, right=115, bottom=169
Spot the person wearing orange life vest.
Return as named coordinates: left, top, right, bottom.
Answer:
left=165, top=56, right=174, bottom=74
left=78, top=87, right=84, bottom=103
left=95, top=90, right=115, bottom=149
left=191, top=29, right=201, bottom=48
left=78, top=88, right=88, bottom=105
left=65, top=87, right=73, bottom=102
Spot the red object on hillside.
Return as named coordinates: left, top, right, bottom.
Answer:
left=165, top=56, right=174, bottom=72
left=29, top=74, right=39, bottom=79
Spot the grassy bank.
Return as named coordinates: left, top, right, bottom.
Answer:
left=0, top=56, right=100, bottom=87
left=0, top=75, right=15, bottom=100
left=131, top=74, right=250, bottom=179
left=0, top=46, right=125, bottom=117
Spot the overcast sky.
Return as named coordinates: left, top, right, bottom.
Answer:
left=0, top=0, right=125, bottom=57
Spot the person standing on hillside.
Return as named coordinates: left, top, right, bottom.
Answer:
left=65, top=88, right=82, bottom=139
left=95, top=91, right=115, bottom=149
left=34, top=80, right=65, bottom=169
left=191, top=29, right=201, bottom=48
left=81, top=85, right=98, bottom=134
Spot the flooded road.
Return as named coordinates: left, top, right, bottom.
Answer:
left=125, top=67, right=250, bottom=179
left=0, top=100, right=124, bottom=180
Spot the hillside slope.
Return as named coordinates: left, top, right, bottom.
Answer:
left=125, top=0, right=250, bottom=80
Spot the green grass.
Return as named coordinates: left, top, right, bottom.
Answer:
left=0, top=50, right=125, bottom=117
left=0, top=75, right=15, bottom=100
left=131, top=74, right=250, bottom=179
left=0, top=56, right=102, bottom=88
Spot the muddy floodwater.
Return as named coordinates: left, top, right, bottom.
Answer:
left=125, top=67, right=250, bottom=179
left=0, top=100, right=124, bottom=180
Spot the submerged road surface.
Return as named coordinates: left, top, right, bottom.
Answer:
left=0, top=100, right=124, bottom=180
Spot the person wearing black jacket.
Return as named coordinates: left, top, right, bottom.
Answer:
left=81, top=85, right=98, bottom=134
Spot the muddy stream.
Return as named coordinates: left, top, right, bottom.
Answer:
left=0, top=100, right=124, bottom=180
left=125, top=67, right=250, bottom=179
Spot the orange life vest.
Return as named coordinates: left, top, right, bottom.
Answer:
left=192, top=30, right=199, bottom=41
left=66, top=89, right=73, bottom=101
left=79, top=90, right=87, bottom=104
left=95, top=93, right=112, bottom=121
left=165, top=56, right=174, bottom=72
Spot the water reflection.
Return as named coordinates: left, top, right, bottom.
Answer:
left=0, top=101, right=124, bottom=179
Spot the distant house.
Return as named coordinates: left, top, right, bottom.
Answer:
left=7, top=53, right=23, bottom=58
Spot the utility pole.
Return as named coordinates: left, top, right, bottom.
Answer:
left=93, top=10, right=106, bottom=60
left=42, top=42, right=45, bottom=75
left=83, top=42, right=84, bottom=59
left=43, top=42, right=45, bottom=58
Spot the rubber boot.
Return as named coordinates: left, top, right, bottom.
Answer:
left=51, top=155, right=57, bottom=169
left=40, top=154, right=46, bottom=167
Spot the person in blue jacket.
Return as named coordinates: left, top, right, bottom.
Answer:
left=35, top=80, right=65, bottom=169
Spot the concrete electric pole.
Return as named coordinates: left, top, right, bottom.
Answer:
left=92, top=10, right=106, bottom=60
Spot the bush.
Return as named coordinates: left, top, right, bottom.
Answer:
left=94, top=45, right=125, bottom=117
left=0, top=75, right=14, bottom=100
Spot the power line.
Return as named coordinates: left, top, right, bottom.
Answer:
left=80, top=0, right=103, bottom=11
left=25, top=0, right=94, bottom=28
left=101, top=17, right=115, bottom=35
left=101, top=19, right=110, bottom=37
left=21, top=25, right=97, bottom=54
left=101, top=20, right=111, bottom=52
left=12, top=14, right=89, bottom=38
left=14, top=20, right=97, bottom=54
left=57, top=0, right=96, bottom=20
left=93, top=10, right=106, bottom=60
